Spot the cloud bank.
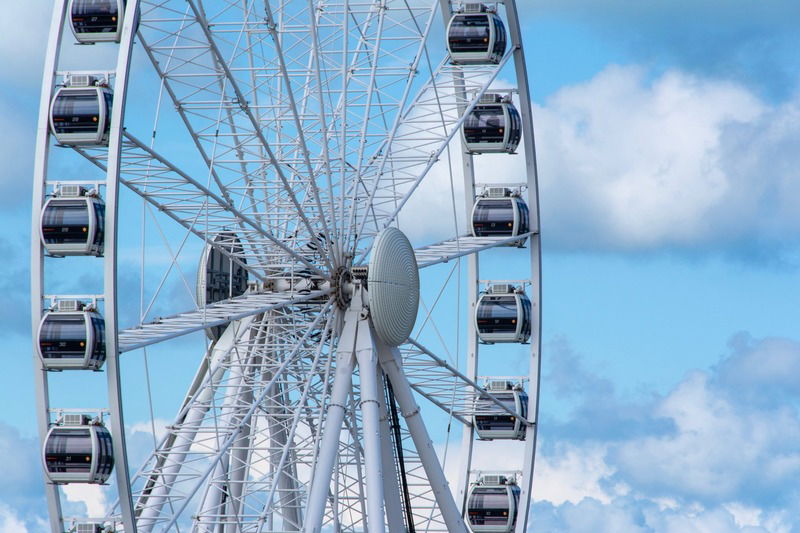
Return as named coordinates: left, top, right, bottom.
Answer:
left=530, top=334, right=800, bottom=531
left=536, top=66, right=800, bottom=255
left=406, top=65, right=800, bottom=261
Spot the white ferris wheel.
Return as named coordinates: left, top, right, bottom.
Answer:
left=30, top=0, right=541, bottom=532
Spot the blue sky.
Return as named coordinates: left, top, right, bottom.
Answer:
left=2, top=0, right=800, bottom=531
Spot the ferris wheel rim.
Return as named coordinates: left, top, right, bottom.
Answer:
left=30, top=0, right=542, bottom=531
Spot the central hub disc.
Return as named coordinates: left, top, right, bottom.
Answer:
left=367, top=227, right=420, bottom=347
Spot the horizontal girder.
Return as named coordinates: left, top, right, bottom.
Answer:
left=118, top=290, right=332, bottom=352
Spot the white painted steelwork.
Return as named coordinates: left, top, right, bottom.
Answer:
left=32, top=0, right=541, bottom=530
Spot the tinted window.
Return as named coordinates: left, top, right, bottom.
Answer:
left=52, top=90, right=101, bottom=135
left=475, top=393, right=518, bottom=431
left=91, top=316, right=106, bottom=361
left=468, top=487, right=511, bottom=526
left=95, top=429, right=114, bottom=476
left=521, top=296, right=531, bottom=339
left=71, top=0, right=119, bottom=34
left=449, top=15, right=491, bottom=53
left=40, top=315, right=87, bottom=359
left=507, top=105, right=522, bottom=148
left=44, top=430, right=93, bottom=473
left=493, top=16, right=507, bottom=57
left=473, top=199, right=515, bottom=236
left=476, top=295, right=518, bottom=334
left=42, top=201, right=90, bottom=244
left=464, top=105, right=506, bottom=144
left=518, top=200, right=529, bottom=233
left=93, top=201, right=105, bottom=247
left=103, top=91, right=113, bottom=132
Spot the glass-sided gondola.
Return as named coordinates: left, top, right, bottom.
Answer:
left=40, top=185, right=105, bottom=257
left=50, top=75, right=113, bottom=145
left=447, top=3, right=507, bottom=64
left=69, top=0, right=128, bottom=43
left=473, top=380, right=528, bottom=440
left=471, top=187, right=529, bottom=243
left=467, top=475, right=521, bottom=533
left=38, top=300, right=106, bottom=371
left=462, top=93, right=521, bottom=154
left=475, top=284, right=532, bottom=344
left=196, top=232, right=249, bottom=340
left=43, top=414, right=114, bottom=484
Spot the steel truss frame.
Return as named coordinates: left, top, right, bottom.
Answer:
left=31, top=0, right=541, bottom=531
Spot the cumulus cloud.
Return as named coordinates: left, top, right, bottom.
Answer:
left=403, top=65, right=800, bottom=257
left=531, top=334, right=800, bottom=531
left=535, top=65, right=799, bottom=252
left=0, top=504, right=32, bottom=533
left=63, top=484, right=108, bottom=517
left=612, top=370, right=800, bottom=505
left=530, top=497, right=792, bottom=533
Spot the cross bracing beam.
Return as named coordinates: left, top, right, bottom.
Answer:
left=71, top=133, right=327, bottom=277
left=118, top=290, right=331, bottom=352
left=136, top=4, right=334, bottom=269
left=348, top=52, right=518, bottom=260
left=130, top=306, right=336, bottom=531
left=401, top=340, right=532, bottom=424
left=414, top=232, right=535, bottom=268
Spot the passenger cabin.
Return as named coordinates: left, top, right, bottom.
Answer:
left=196, top=232, right=248, bottom=339
left=475, top=284, right=531, bottom=344
left=38, top=300, right=106, bottom=371
left=467, top=474, right=521, bottom=532
left=462, top=94, right=521, bottom=154
left=50, top=75, right=113, bottom=145
left=447, top=4, right=507, bottom=64
left=471, top=187, right=529, bottom=243
left=43, top=414, right=114, bottom=484
left=69, top=0, right=129, bottom=43
left=40, top=185, right=105, bottom=257
left=474, top=380, right=528, bottom=440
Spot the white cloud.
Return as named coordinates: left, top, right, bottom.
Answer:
left=613, top=370, right=800, bottom=502
left=716, top=335, right=800, bottom=395
left=129, top=418, right=172, bottom=443
left=533, top=443, right=620, bottom=505
left=63, top=484, right=108, bottom=517
left=529, top=334, right=800, bottom=531
left=0, top=504, right=29, bottom=533
left=402, top=65, right=800, bottom=254
left=536, top=66, right=765, bottom=249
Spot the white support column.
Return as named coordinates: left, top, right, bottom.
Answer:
left=195, top=323, right=257, bottom=532
left=377, top=370, right=406, bottom=533
left=136, top=318, right=255, bottom=532
left=354, top=318, right=386, bottom=533
left=377, top=343, right=469, bottom=533
left=303, top=306, right=359, bottom=533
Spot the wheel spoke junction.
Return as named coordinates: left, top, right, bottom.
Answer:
left=118, top=290, right=332, bottom=352
left=414, top=232, right=536, bottom=269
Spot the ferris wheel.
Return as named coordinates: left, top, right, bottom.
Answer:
left=30, top=0, right=541, bottom=531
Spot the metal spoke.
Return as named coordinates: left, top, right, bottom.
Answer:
left=119, top=291, right=332, bottom=352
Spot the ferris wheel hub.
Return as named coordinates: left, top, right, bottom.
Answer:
left=333, top=266, right=353, bottom=309
left=367, top=227, right=420, bottom=347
